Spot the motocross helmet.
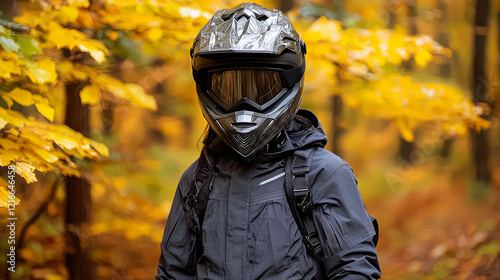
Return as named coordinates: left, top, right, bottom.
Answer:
left=191, top=2, right=306, bottom=158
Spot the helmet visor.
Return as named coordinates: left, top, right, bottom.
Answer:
left=210, top=70, right=283, bottom=107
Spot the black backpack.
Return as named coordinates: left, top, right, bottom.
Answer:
left=183, top=146, right=378, bottom=275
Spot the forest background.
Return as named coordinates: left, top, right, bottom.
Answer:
left=0, top=0, right=499, bottom=279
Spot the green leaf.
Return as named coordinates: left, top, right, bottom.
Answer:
left=0, top=26, right=8, bottom=36
left=478, top=242, right=500, bottom=255
left=14, top=35, right=41, bottom=58
left=0, top=36, right=20, bottom=53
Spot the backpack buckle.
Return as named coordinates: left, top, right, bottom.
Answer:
left=294, top=188, right=312, bottom=212
left=292, top=174, right=313, bottom=212
left=291, top=166, right=309, bottom=177
left=305, top=232, right=323, bottom=255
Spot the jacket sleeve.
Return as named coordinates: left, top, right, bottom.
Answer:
left=311, top=163, right=381, bottom=279
left=156, top=184, right=196, bottom=280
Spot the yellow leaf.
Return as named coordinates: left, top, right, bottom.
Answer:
left=35, top=103, right=55, bottom=121
left=46, top=23, right=107, bottom=63
left=25, top=59, right=58, bottom=84
left=2, top=96, right=13, bottom=108
left=46, top=275, right=65, bottom=280
left=20, top=148, right=44, bottom=166
left=347, top=63, right=369, bottom=77
left=78, top=44, right=105, bottom=63
left=17, top=130, right=51, bottom=150
left=0, top=107, right=27, bottom=127
left=0, top=187, right=16, bottom=208
left=0, top=138, right=18, bottom=150
left=90, top=142, right=109, bottom=157
left=93, top=75, right=157, bottom=110
left=15, top=162, right=38, bottom=183
left=100, top=76, right=126, bottom=98
left=415, top=48, right=432, bottom=67
left=0, top=58, right=22, bottom=80
left=125, top=83, right=158, bottom=110
left=107, top=30, right=119, bottom=41
left=0, top=177, right=20, bottom=208
left=57, top=61, right=88, bottom=81
left=0, top=149, right=22, bottom=166
left=475, top=118, right=490, bottom=130
left=55, top=161, right=80, bottom=177
left=33, top=95, right=55, bottom=122
left=306, top=16, right=342, bottom=43
left=46, top=22, right=78, bottom=50
left=148, top=27, right=163, bottom=42
left=454, top=123, right=467, bottom=136
left=3, top=88, right=33, bottom=106
left=55, top=6, right=79, bottom=24
left=396, top=119, right=415, bottom=142
left=112, top=177, right=127, bottom=190
left=91, top=222, right=109, bottom=235
left=29, top=147, right=59, bottom=163
left=80, top=84, right=100, bottom=105
left=68, top=0, right=89, bottom=7
left=0, top=118, right=6, bottom=129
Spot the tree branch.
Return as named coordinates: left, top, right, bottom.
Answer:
left=17, top=176, right=62, bottom=254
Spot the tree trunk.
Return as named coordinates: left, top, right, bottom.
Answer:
left=64, top=81, right=93, bottom=280
left=386, top=0, right=398, bottom=29
left=386, top=0, right=398, bottom=30
left=436, top=0, right=454, bottom=158
left=0, top=0, right=18, bottom=20
left=471, top=0, right=491, bottom=185
left=279, top=0, right=295, bottom=13
left=101, top=101, right=115, bottom=135
left=406, top=0, right=418, bottom=35
left=497, top=9, right=500, bottom=122
left=102, top=57, right=124, bottom=135
left=398, top=0, right=418, bottom=163
left=332, top=91, right=343, bottom=157
left=331, top=1, right=345, bottom=156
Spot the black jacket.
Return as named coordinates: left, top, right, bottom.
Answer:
left=156, top=110, right=381, bottom=279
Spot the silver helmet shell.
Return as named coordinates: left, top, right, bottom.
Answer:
left=191, top=3, right=306, bottom=158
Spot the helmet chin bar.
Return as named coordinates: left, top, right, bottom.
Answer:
left=198, top=83, right=302, bottom=158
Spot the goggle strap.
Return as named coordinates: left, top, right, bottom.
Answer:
left=192, top=67, right=208, bottom=88
left=281, top=59, right=306, bottom=88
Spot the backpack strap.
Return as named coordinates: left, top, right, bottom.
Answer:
left=183, top=163, right=216, bottom=273
left=284, top=147, right=324, bottom=262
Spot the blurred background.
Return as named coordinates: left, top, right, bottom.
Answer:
left=0, top=0, right=499, bottom=279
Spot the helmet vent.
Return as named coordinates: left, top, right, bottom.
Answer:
left=256, top=15, right=268, bottom=21
left=235, top=12, right=251, bottom=21
left=233, top=134, right=254, bottom=148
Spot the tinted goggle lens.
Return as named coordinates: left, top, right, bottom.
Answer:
left=210, top=70, right=283, bottom=107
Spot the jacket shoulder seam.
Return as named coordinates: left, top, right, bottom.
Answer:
left=311, top=162, right=350, bottom=194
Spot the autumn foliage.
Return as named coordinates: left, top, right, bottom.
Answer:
left=1, top=0, right=500, bottom=279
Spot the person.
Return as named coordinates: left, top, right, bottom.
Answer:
left=156, top=3, right=381, bottom=279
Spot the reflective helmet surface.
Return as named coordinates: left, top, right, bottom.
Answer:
left=191, top=2, right=306, bottom=158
